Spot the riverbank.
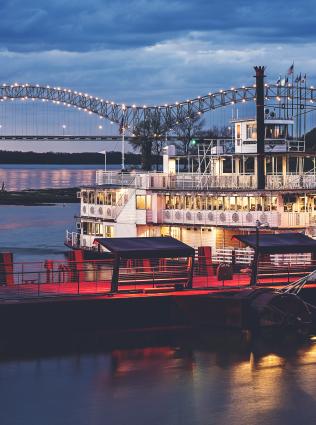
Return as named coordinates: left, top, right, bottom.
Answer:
left=0, top=188, right=79, bottom=205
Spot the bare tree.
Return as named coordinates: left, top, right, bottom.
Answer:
left=175, top=116, right=205, bottom=156
left=130, top=115, right=167, bottom=170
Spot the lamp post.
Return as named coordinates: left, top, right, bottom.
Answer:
left=99, top=150, right=107, bottom=172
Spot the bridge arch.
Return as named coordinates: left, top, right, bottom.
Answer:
left=1, top=82, right=316, bottom=131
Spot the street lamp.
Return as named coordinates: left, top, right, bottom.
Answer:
left=250, top=219, right=270, bottom=286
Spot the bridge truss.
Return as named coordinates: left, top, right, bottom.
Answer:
left=0, top=82, right=316, bottom=133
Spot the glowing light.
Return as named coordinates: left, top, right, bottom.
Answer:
left=98, top=125, right=103, bottom=129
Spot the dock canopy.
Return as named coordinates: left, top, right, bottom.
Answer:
left=233, top=233, right=316, bottom=254
left=94, top=236, right=195, bottom=259
left=93, top=237, right=195, bottom=292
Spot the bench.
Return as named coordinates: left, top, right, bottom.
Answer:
left=257, top=265, right=314, bottom=281
left=118, top=270, right=189, bottom=287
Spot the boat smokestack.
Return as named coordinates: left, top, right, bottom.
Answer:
left=254, top=66, right=266, bottom=190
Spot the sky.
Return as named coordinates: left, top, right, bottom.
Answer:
left=0, top=0, right=315, bottom=152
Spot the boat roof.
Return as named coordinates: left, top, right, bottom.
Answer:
left=93, top=236, right=195, bottom=259
left=233, top=232, right=316, bottom=254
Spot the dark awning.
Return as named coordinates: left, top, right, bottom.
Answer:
left=93, top=236, right=195, bottom=259
left=233, top=233, right=316, bottom=254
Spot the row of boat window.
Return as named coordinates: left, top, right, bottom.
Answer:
left=81, top=222, right=113, bottom=237
left=164, top=194, right=316, bottom=212
left=164, top=195, right=278, bottom=211
left=82, top=191, right=117, bottom=205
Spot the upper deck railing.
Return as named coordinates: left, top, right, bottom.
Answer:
left=95, top=170, right=316, bottom=191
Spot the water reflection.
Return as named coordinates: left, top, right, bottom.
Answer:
left=0, top=164, right=120, bottom=190
left=0, top=331, right=315, bottom=425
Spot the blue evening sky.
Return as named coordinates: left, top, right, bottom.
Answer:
left=0, top=0, right=314, bottom=152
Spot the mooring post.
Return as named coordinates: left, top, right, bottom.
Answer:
left=254, top=66, right=266, bottom=190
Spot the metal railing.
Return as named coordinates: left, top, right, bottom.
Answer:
left=1, top=254, right=316, bottom=302
left=96, top=170, right=316, bottom=191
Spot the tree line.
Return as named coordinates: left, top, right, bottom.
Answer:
left=0, top=150, right=143, bottom=165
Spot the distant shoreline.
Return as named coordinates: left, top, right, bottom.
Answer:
left=0, top=150, right=162, bottom=165
left=0, top=188, right=79, bottom=205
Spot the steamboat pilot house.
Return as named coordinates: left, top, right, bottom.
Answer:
left=66, top=112, right=316, bottom=261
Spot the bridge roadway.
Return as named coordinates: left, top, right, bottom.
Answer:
left=0, top=135, right=179, bottom=142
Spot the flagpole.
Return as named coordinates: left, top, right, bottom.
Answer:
left=104, top=151, right=107, bottom=172
left=122, top=125, right=125, bottom=170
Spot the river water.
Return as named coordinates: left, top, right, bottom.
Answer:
left=1, top=166, right=316, bottom=425
left=0, top=163, right=121, bottom=191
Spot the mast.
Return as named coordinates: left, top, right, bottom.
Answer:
left=254, top=66, right=266, bottom=190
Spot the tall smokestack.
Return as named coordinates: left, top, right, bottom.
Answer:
left=254, top=66, right=265, bottom=190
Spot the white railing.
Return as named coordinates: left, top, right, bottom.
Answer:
left=96, top=170, right=316, bottom=191
left=65, top=230, right=80, bottom=248
left=96, top=171, right=256, bottom=190
left=266, top=174, right=316, bottom=190
left=214, top=247, right=254, bottom=265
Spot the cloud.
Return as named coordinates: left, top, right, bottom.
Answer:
left=0, top=0, right=316, bottom=152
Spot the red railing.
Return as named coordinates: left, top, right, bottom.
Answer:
left=0, top=256, right=315, bottom=301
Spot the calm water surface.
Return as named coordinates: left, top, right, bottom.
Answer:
left=0, top=334, right=316, bottom=425
left=0, top=203, right=78, bottom=262
left=0, top=163, right=121, bottom=190
left=1, top=181, right=316, bottom=425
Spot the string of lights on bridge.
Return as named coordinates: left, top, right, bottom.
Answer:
left=0, top=78, right=315, bottom=138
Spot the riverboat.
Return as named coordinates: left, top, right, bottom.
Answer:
left=65, top=68, right=316, bottom=270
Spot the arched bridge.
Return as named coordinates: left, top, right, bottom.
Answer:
left=1, top=82, right=316, bottom=131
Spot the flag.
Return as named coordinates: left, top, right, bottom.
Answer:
left=276, top=75, right=281, bottom=85
left=99, top=150, right=106, bottom=154
left=295, top=74, right=301, bottom=83
left=285, top=76, right=289, bottom=85
left=301, top=73, right=307, bottom=84
left=287, top=63, right=294, bottom=75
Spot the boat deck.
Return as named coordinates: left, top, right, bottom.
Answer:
left=0, top=273, right=313, bottom=304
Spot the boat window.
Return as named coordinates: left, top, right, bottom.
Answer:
left=218, top=197, right=224, bottom=210
left=82, top=191, right=88, bottom=203
left=245, top=157, right=254, bottom=173
left=165, top=195, right=171, bottom=209
left=185, top=195, right=193, bottom=209
left=236, top=124, right=241, bottom=139
left=136, top=195, right=146, bottom=209
left=271, top=196, right=278, bottom=211
left=265, top=124, right=287, bottom=139
left=96, top=192, right=105, bottom=205
left=105, top=226, right=113, bottom=238
left=88, top=191, right=95, bottom=204
left=246, top=124, right=257, bottom=139
left=146, top=195, right=152, bottom=210
left=249, top=197, right=256, bottom=211
left=95, top=223, right=103, bottom=236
